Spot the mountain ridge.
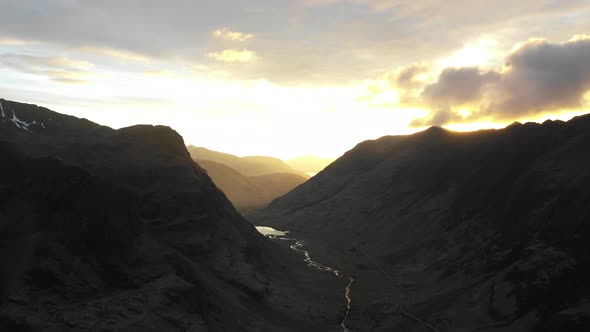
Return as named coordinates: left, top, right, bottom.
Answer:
left=0, top=98, right=344, bottom=331
left=195, top=158, right=307, bottom=211
left=188, top=145, right=310, bottom=178
left=251, top=113, right=590, bottom=331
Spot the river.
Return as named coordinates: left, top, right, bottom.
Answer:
left=256, top=226, right=354, bottom=332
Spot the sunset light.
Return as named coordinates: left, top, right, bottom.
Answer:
left=1, top=1, right=589, bottom=159
left=3, top=2, right=590, bottom=332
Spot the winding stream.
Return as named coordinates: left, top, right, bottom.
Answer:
left=257, top=227, right=354, bottom=332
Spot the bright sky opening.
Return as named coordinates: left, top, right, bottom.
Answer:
left=1, top=1, right=589, bottom=159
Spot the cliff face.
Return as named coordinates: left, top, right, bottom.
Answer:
left=0, top=99, right=343, bottom=332
left=252, top=115, right=590, bottom=331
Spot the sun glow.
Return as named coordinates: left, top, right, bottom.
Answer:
left=438, top=38, right=499, bottom=68
left=1, top=14, right=589, bottom=162
left=442, top=109, right=590, bottom=133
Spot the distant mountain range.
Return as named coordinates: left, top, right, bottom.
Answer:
left=251, top=116, right=590, bottom=331
left=188, top=146, right=309, bottom=178
left=0, top=99, right=344, bottom=331
left=286, top=156, right=336, bottom=176
left=187, top=146, right=332, bottom=211
left=195, top=158, right=307, bottom=212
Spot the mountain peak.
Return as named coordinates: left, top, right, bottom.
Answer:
left=426, top=125, right=446, bottom=132
left=116, top=125, right=190, bottom=159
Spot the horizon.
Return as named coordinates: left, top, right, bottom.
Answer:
left=1, top=1, right=589, bottom=159
left=185, top=110, right=588, bottom=160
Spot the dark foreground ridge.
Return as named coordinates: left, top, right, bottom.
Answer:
left=0, top=99, right=345, bottom=331
left=252, top=115, right=590, bottom=331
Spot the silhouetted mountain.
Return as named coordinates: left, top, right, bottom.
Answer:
left=286, top=156, right=336, bottom=176
left=0, top=99, right=345, bottom=331
left=252, top=116, right=590, bottom=331
left=195, top=159, right=306, bottom=212
left=188, top=146, right=309, bottom=178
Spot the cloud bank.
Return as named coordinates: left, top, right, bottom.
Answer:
left=0, top=1, right=588, bottom=84
left=213, top=28, right=254, bottom=42
left=208, top=49, right=258, bottom=63
left=0, top=53, right=94, bottom=83
left=403, top=35, right=590, bottom=126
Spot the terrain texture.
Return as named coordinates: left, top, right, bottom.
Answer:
left=252, top=116, right=590, bottom=331
left=0, top=99, right=345, bottom=332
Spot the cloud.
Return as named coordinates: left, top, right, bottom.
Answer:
left=357, top=64, right=432, bottom=107
left=143, top=69, right=174, bottom=77
left=78, top=46, right=151, bottom=62
left=491, top=35, right=590, bottom=117
left=302, top=0, right=396, bottom=11
left=212, top=28, right=254, bottom=42
left=388, top=64, right=430, bottom=90
left=409, top=108, right=462, bottom=127
left=0, top=37, right=30, bottom=46
left=411, top=35, right=590, bottom=126
left=0, top=53, right=94, bottom=84
left=0, top=1, right=587, bottom=85
left=421, top=67, right=499, bottom=107
left=208, top=49, right=258, bottom=63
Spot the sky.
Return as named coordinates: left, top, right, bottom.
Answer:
left=1, top=1, right=589, bottom=159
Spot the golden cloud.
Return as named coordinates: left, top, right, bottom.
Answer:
left=0, top=53, right=95, bottom=84
left=208, top=49, right=258, bottom=63
left=355, top=34, right=590, bottom=127
left=357, top=63, right=434, bottom=108
left=46, top=56, right=94, bottom=70
left=78, top=46, right=151, bottom=63
left=143, top=69, right=174, bottom=77
left=45, top=70, right=92, bottom=84
left=0, top=37, right=31, bottom=46
left=212, top=28, right=254, bottom=42
left=412, top=35, right=590, bottom=126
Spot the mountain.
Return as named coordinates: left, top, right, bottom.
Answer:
left=188, top=146, right=309, bottom=178
left=0, top=99, right=345, bottom=331
left=286, top=156, right=336, bottom=176
left=195, top=159, right=307, bottom=212
left=251, top=116, right=590, bottom=331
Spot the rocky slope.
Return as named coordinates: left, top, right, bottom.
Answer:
left=195, top=159, right=307, bottom=212
left=0, top=99, right=344, bottom=331
left=251, top=115, right=590, bottom=331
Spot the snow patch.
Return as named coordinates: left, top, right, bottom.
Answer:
left=11, top=111, right=33, bottom=131
left=0, top=101, right=43, bottom=131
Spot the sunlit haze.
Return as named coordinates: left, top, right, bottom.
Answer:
left=1, top=1, right=589, bottom=159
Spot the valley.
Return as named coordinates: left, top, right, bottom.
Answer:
left=250, top=116, right=590, bottom=331
left=2, top=97, right=590, bottom=331
left=187, top=147, right=331, bottom=212
left=2, top=2, right=590, bottom=331
left=256, top=226, right=355, bottom=332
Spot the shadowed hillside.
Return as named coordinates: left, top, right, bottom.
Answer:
left=0, top=99, right=344, bottom=332
left=251, top=115, right=590, bottom=332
